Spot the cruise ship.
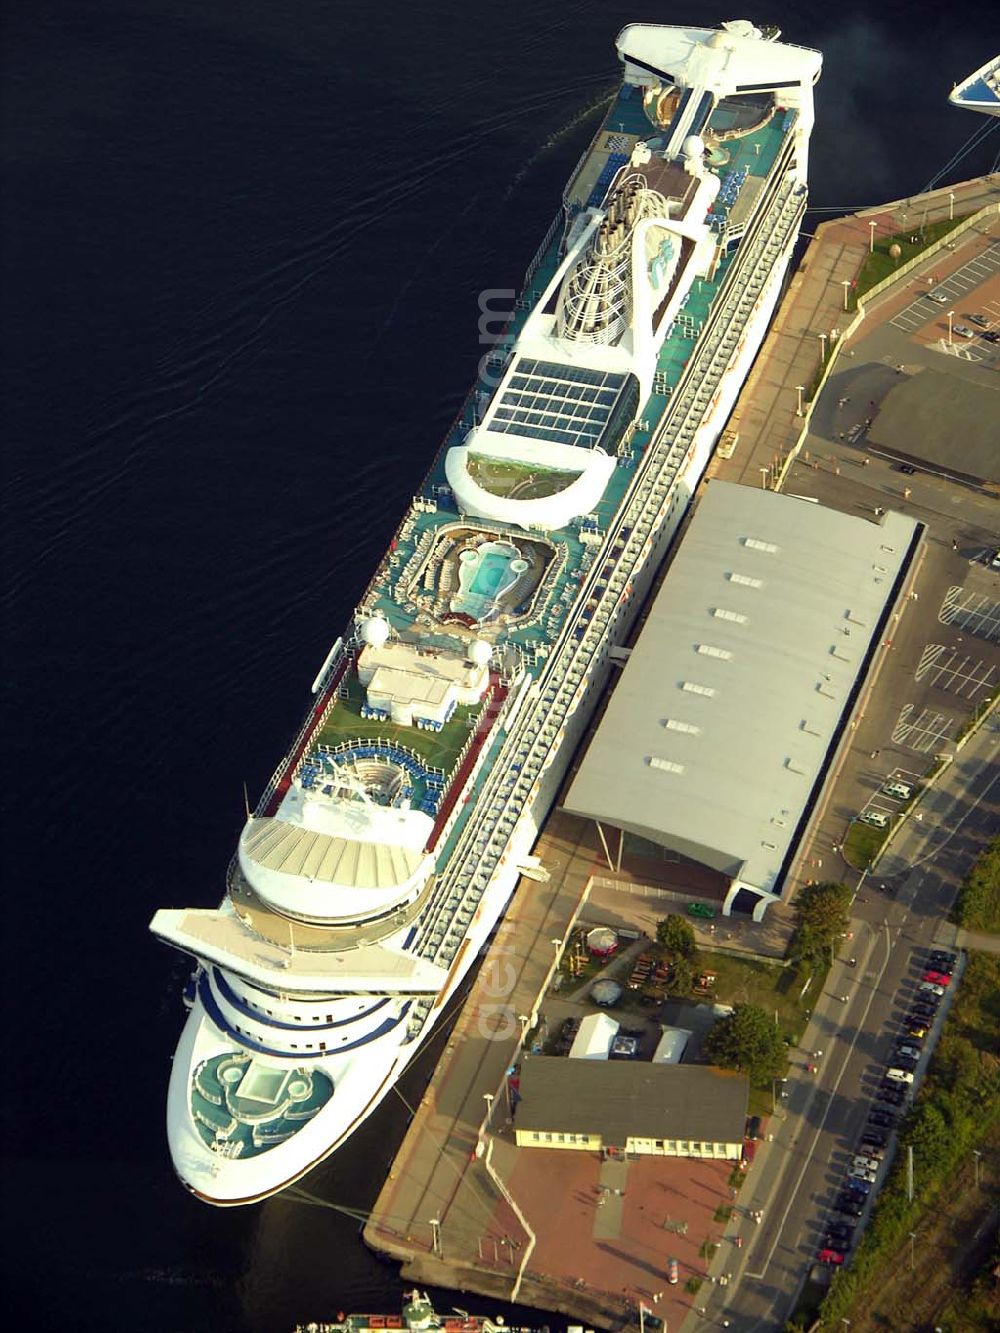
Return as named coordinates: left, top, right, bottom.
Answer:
left=151, top=18, right=823, bottom=1205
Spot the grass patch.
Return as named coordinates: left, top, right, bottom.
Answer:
left=696, top=950, right=809, bottom=1043
left=843, top=818, right=888, bottom=871
left=713, top=1203, right=733, bottom=1223
left=850, top=215, right=971, bottom=307
left=955, top=837, right=1000, bottom=933
left=317, top=671, right=482, bottom=772
left=685, top=1276, right=702, bottom=1295
left=698, top=1238, right=718, bottom=1262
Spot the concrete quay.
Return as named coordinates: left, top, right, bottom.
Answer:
left=364, top=178, right=1000, bottom=1331
left=707, top=174, right=1000, bottom=496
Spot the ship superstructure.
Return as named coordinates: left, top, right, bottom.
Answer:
left=152, top=18, right=822, bottom=1205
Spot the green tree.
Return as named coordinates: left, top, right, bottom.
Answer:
left=656, top=913, right=697, bottom=957
left=704, top=1003, right=787, bottom=1082
left=670, top=954, right=695, bottom=996
left=791, top=880, right=852, bottom=966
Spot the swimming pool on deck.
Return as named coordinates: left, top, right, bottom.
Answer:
left=451, top=540, right=529, bottom=620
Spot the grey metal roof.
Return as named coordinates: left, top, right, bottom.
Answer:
left=516, top=1056, right=748, bottom=1144
left=564, top=482, right=920, bottom=894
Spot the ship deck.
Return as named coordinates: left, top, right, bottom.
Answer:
left=263, top=80, right=801, bottom=956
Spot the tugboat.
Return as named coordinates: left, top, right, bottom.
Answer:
left=294, top=1290, right=549, bottom=1333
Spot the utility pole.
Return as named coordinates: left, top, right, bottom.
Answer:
left=429, top=1217, right=441, bottom=1257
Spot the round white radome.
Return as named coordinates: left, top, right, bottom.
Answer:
left=683, top=134, right=705, bottom=159
left=360, top=614, right=390, bottom=647
left=468, top=639, right=492, bottom=666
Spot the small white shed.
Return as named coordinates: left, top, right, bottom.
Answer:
left=568, top=1012, right=619, bottom=1060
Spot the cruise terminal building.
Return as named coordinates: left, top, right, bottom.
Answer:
left=564, top=481, right=922, bottom=918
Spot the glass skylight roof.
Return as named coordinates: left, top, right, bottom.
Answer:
left=488, top=358, right=627, bottom=448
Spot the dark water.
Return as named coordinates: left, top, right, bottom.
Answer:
left=1, top=2, right=996, bottom=1329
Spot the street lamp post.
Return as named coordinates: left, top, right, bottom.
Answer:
left=795, top=384, right=805, bottom=416
left=947, top=310, right=954, bottom=346
left=949, top=190, right=955, bottom=222
left=759, top=467, right=769, bottom=491
left=868, top=220, right=877, bottom=253
left=483, top=1092, right=495, bottom=1127
left=430, top=1217, right=442, bottom=1257
left=841, top=279, right=851, bottom=310
left=819, top=332, right=828, bottom=362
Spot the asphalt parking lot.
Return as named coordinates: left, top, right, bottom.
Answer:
left=889, top=242, right=1000, bottom=335
left=914, top=642, right=996, bottom=700
left=939, top=584, right=1000, bottom=643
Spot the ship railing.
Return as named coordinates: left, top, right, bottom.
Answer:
left=254, top=647, right=352, bottom=816
left=524, top=210, right=566, bottom=288
left=407, top=168, right=807, bottom=983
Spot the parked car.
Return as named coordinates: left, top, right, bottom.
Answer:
left=852, top=1155, right=880, bottom=1171
left=927, top=289, right=949, bottom=303
left=896, top=1043, right=922, bottom=1061
left=859, top=810, right=890, bottom=828
left=969, top=313, right=989, bottom=327
left=886, top=1067, right=915, bottom=1084
left=922, top=970, right=951, bottom=986
left=910, top=999, right=939, bottom=1016
left=904, top=1019, right=929, bottom=1038
left=746, top=1115, right=762, bottom=1140
left=892, top=1055, right=918, bottom=1073
left=859, top=1143, right=886, bottom=1161
left=861, top=1129, right=888, bottom=1148
left=835, top=1195, right=865, bottom=1217
left=826, top=1221, right=855, bottom=1244
left=846, top=1177, right=872, bottom=1195
left=817, top=1248, right=845, bottom=1265
left=983, top=330, right=1000, bottom=343
left=919, top=981, right=945, bottom=998
left=954, top=324, right=976, bottom=339
left=850, top=1165, right=877, bottom=1182
left=883, top=780, right=914, bottom=800
left=868, top=1108, right=896, bottom=1127
left=929, top=951, right=956, bottom=971
left=894, top=462, right=917, bottom=475
left=877, top=1084, right=906, bottom=1105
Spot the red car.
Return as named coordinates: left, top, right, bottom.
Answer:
left=922, top=970, right=951, bottom=985
left=817, top=1248, right=845, bottom=1265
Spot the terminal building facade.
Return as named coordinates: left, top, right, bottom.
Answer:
left=564, top=482, right=922, bottom=919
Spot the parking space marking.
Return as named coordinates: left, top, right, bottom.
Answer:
left=892, top=702, right=956, bottom=752
left=938, top=586, right=1000, bottom=643
left=914, top=642, right=996, bottom=699
left=891, top=244, right=1000, bottom=333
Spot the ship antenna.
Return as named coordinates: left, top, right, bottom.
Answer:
left=243, top=780, right=252, bottom=821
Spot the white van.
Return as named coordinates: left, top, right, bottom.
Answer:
left=886, top=1068, right=914, bottom=1084
left=859, top=810, right=890, bottom=829
left=882, top=780, right=914, bottom=801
